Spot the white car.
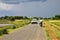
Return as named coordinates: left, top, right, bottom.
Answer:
left=31, top=19, right=38, bottom=24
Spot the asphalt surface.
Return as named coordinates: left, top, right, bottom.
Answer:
left=0, top=24, right=46, bottom=40
left=0, top=24, right=13, bottom=27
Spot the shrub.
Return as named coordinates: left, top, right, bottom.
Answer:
left=3, top=29, right=8, bottom=34
left=12, top=25, right=16, bottom=29
left=0, top=30, right=3, bottom=36
left=0, top=29, right=8, bottom=36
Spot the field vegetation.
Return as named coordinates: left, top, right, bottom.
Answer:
left=43, top=14, right=60, bottom=40
left=0, top=16, right=31, bottom=37
left=44, top=20, right=60, bottom=40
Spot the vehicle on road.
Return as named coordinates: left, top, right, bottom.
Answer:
left=31, top=19, right=38, bottom=24
left=39, top=19, right=43, bottom=27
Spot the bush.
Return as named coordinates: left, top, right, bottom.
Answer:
left=0, top=29, right=8, bottom=36
left=3, top=29, right=8, bottom=34
left=0, top=30, right=3, bottom=36
left=12, top=25, right=16, bottom=29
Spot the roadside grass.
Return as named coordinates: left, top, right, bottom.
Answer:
left=48, top=20, right=60, bottom=26
left=0, top=19, right=30, bottom=38
left=51, top=22, right=60, bottom=26
left=45, top=29, right=52, bottom=40
left=48, top=20, right=60, bottom=22
left=44, top=20, right=60, bottom=40
left=7, top=25, right=28, bottom=34
left=49, top=23, right=60, bottom=39
left=43, top=22, right=53, bottom=40
left=48, top=20, right=60, bottom=39
left=0, top=19, right=12, bottom=24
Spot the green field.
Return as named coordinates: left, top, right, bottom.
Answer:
left=44, top=20, right=60, bottom=40
left=51, top=22, right=60, bottom=26
left=0, top=19, right=30, bottom=37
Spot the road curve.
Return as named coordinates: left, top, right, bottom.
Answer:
left=0, top=24, right=46, bottom=40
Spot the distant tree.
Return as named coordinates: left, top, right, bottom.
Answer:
left=8, top=16, right=15, bottom=21
left=33, top=17, right=39, bottom=20
left=4, top=16, right=8, bottom=19
left=43, top=17, right=48, bottom=20
left=14, top=16, right=23, bottom=19
left=23, top=16, right=28, bottom=19
left=39, top=17, right=43, bottom=19
left=55, top=14, right=60, bottom=19
left=0, top=16, right=30, bottom=20
left=0, top=17, right=4, bottom=19
left=19, top=16, right=23, bottom=19
left=52, top=14, right=60, bottom=20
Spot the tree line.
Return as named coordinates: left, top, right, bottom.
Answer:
left=32, top=14, right=60, bottom=20
left=0, top=14, right=60, bottom=21
left=0, top=16, right=29, bottom=21
left=43, top=14, right=60, bottom=20
left=51, top=14, right=60, bottom=20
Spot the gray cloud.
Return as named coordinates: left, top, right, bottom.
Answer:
left=0, top=0, right=60, bottom=17
left=28, top=0, right=46, bottom=2
left=0, top=0, right=47, bottom=4
left=0, top=0, right=20, bottom=4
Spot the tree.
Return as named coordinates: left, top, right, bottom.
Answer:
left=52, top=14, right=60, bottom=20
left=23, top=16, right=28, bottom=19
left=14, top=16, right=23, bottom=19
left=4, top=16, right=8, bottom=19
left=39, top=17, right=43, bottom=19
left=55, top=14, right=60, bottom=19
left=33, top=17, right=39, bottom=20
left=8, top=16, right=15, bottom=21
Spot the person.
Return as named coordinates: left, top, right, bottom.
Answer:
left=39, top=19, right=43, bottom=27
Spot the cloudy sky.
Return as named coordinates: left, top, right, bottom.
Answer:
left=0, top=0, right=60, bottom=17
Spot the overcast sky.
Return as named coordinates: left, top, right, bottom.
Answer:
left=0, top=0, right=60, bottom=17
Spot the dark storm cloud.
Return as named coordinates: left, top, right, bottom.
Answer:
left=0, top=0, right=47, bottom=4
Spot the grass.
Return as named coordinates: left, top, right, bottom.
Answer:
left=44, top=22, right=53, bottom=40
left=8, top=25, right=27, bottom=34
left=0, top=19, right=30, bottom=38
left=49, top=23, right=60, bottom=39
left=44, top=20, right=60, bottom=40
left=0, top=19, right=12, bottom=24
left=48, top=21, right=60, bottom=39
left=43, top=24, right=52, bottom=40
left=48, top=20, right=60, bottom=26
left=51, top=22, right=60, bottom=26
left=45, top=29, right=52, bottom=40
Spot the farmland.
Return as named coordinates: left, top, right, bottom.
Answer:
left=44, top=20, right=60, bottom=40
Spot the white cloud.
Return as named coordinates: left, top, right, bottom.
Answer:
left=0, top=2, right=16, bottom=10
left=0, top=0, right=46, bottom=10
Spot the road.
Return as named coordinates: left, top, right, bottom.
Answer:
left=0, top=24, right=13, bottom=27
left=0, top=24, right=46, bottom=40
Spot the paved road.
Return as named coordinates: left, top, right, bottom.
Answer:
left=0, top=24, right=46, bottom=40
left=0, top=24, right=13, bottom=27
